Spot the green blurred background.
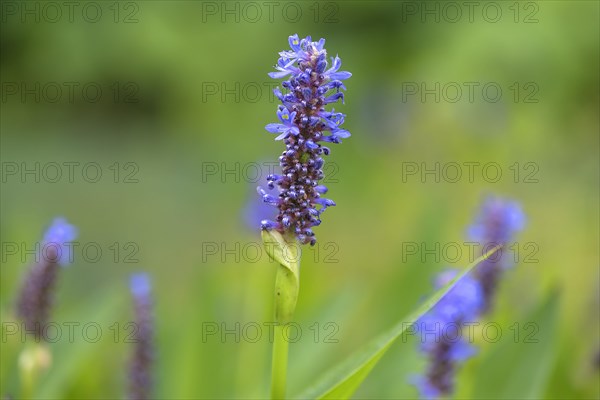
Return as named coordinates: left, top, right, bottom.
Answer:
left=1, top=1, right=598, bottom=398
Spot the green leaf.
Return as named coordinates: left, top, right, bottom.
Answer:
left=261, top=230, right=301, bottom=274
left=296, top=246, right=501, bottom=400
left=470, top=293, right=559, bottom=399
left=262, top=230, right=302, bottom=399
left=262, top=230, right=300, bottom=324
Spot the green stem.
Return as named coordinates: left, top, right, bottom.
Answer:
left=271, top=261, right=298, bottom=400
left=21, top=370, right=34, bottom=399
left=19, top=342, right=50, bottom=399
left=271, top=324, right=290, bottom=399
left=262, top=230, right=300, bottom=400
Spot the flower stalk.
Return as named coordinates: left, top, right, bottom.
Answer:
left=262, top=230, right=300, bottom=399
left=18, top=342, right=51, bottom=399
left=128, top=273, right=154, bottom=400
left=271, top=323, right=290, bottom=399
left=14, top=217, right=77, bottom=398
left=260, top=33, right=350, bottom=399
left=467, top=196, right=525, bottom=313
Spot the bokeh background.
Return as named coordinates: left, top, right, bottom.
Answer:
left=1, top=1, right=598, bottom=399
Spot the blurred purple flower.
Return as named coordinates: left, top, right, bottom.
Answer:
left=42, top=217, right=78, bottom=266
left=128, top=273, right=154, bottom=400
left=467, top=196, right=525, bottom=245
left=467, top=196, right=526, bottom=312
left=413, top=270, right=484, bottom=399
left=243, top=184, right=278, bottom=232
left=15, top=217, right=78, bottom=340
left=412, top=195, right=526, bottom=398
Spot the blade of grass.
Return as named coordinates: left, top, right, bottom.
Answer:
left=295, top=246, right=501, bottom=400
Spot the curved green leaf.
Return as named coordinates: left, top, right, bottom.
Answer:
left=296, top=246, right=501, bottom=400
left=262, top=230, right=302, bottom=399
left=262, top=230, right=300, bottom=324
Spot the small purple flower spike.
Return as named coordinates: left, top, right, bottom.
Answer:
left=259, top=34, right=352, bottom=246
left=412, top=196, right=526, bottom=398
left=15, top=218, right=78, bottom=340
left=42, top=217, right=78, bottom=266
left=467, top=196, right=526, bottom=312
left=413, top=270, right=484, bottom=399
left=128, top=273, right=154, bottom=400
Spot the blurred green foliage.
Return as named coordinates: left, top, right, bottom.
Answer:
left=1, top=1, right=598, bottom=399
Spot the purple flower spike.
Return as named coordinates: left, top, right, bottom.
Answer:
left=467, top=196, right=525, bottom=245
left=260, top=34, right=352, bottom=245
left=412, top=196, right=526, bottom=398
left=467, top=196, right=526, bottom=312
left=413, top=270, right=484, bottom=399
left=15, top=217, right=78, bottom=340
left=42, top=217, right=78, bottom=266
left=128, top=273, right=154, bottom=400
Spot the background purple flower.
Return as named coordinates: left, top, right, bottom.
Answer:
left=42, top=217, right=78, bottom=266
left=243, top=184, right=278, bottom=232
left=15, top=217, right=78, bottom=340
left=413, top=270, right=484, bottom=399
left=128, top=273, right=154, bottom=400
left=467, top=196, right=526, bottom=312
